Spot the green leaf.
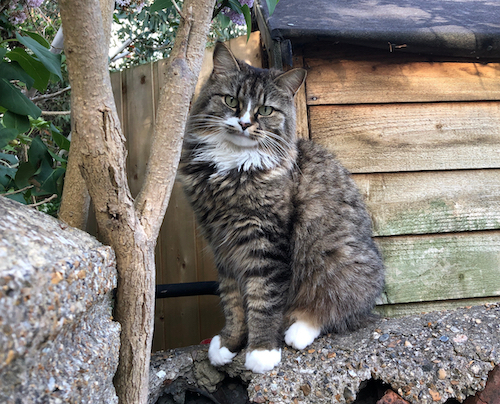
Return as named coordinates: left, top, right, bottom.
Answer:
left=218, top=14, right=231, bottom=30
left=0, top=126, right=19, bottom=149
left=0, top=152, right=18, bottom=166
left=218, top=13, right=231, bottom=30
left=51, top=130, right=70, bottom=151
left=16, top=33, right=62, bottom=81
left=0, top=165, right=16, bottom=187
left=6, top=48, right=50, bottom=92
left=242, top=5, right=252, bottom=41
left=3, top=111, right=30, bottom=133
left=0, top=60, right=35, bottom=89
left=266, top=0, right=279, bottom=15
left=228, top=0, right=243, bottom=14
left=28, top=136, right=52, bottom=168
left=0, top=48, right=7, bottom=60
left=4, top=192, right=27, bottom=204
left=0, top=78, right=41, bottom=118
left=14, top=161, right=36, bottom=189
left=150, top=0, right=173, bottom=13
left=33, top=160, right=64, bottom=195
left=22, top=31, right=51, bottom=48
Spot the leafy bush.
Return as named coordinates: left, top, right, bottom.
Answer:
left=0, top=30, right=67, bottom=215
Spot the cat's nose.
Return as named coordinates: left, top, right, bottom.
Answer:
left=240, top=121, right=252, bottom=130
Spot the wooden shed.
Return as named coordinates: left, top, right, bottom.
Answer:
left=111, top=1, right=500, bottom=351
left=255, top=0, right=500, bottom=317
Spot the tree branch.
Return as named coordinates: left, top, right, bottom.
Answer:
left=31, top=86, right=71, bottom=102
left=41, top=110, right=71, bottom=116
left=135, top=0, right=217, bottom=241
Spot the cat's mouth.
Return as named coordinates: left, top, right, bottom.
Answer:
left=225, top=130, right=259, bottom=148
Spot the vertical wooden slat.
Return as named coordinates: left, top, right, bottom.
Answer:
left=291, top=48, right=309, bottom=140
left=155, top=182, right=201, bottom=349
left=122, top=62, right=155, bottom=197
left=196, top=229, right=225, bottom=341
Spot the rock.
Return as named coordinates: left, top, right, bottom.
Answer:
left=0, top=197, right=120, bottom=404
left=149, top=303, right=500, bottom=404
left=377, top=389, right=410, bottom=404
left=464, top=365, right=500, bottom=404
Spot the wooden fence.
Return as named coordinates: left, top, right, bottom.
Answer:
left=110, top=34, right=262, bottom=350
left=111, top=34, right=500, bottom=351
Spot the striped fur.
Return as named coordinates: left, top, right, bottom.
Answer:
left=179, top=43, right=384, bottom=372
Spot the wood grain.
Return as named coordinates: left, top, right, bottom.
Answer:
left=291, top=51, right=310, bottom=140
left=305, top=58, right=500, bottom=105
left=353, top=170, right=500, bottom=237
left=310, top=102, right=500, bottom=173
left=375, top=296, right=500, bottom=318
left=154, top=182, right=201, bottom=349
left=377, top=231, right=500, bottom=305
left=122, top=62, right=155, bottom=197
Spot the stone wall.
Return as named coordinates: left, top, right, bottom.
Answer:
left=149, top=304, right=500, bottom=404
left=0, top=197, right=120, bottom=404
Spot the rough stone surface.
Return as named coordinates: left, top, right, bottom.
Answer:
left=0, top=197, right=120, bottom=403
left=149, top=303, right=500, bottom=404
left=464, top=365, right=500, bottom=404
left=377, top=390, right=410, bottom=404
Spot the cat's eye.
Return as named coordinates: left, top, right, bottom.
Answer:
left=224, top=95, right=238, bottom=108
left=258, top=105, right=273, bottom=116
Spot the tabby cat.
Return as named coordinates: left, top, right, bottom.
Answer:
left=179, top=43, right=384, bottom=373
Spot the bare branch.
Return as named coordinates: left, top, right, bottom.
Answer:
left=171, top=0, right=185, bottom=19
left=2, top=185, right=34, bottom=195
left=31, top=86, right=71, bottom=102
left=41, top=110, right=71, bottom=116
left=29, top=194, right=57, bottom=207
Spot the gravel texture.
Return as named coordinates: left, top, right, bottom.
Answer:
left=0, top=197, right=120, bottom=403
left=149, top=303, right=500, bottom=404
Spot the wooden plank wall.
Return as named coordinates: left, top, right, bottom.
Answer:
left=110, top=33, right=262, bottom=350
left=294, top=43, right=500, bottom=317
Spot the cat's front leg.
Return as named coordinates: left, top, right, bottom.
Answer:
left=244, top=276, right=287, bottom=373
left=208, top=277, right=247, bottom=367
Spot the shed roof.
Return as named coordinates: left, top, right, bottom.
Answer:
left=258, top=0, right=500, bottom=59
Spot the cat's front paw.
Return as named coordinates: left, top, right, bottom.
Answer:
left=284, top=321, right=321, bottom=350
left=245, top=348, right=281, bottom=373
left=208, top=335, right=236, bottom=367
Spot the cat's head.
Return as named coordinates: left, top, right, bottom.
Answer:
left=185, top=43, right=306, bottom=172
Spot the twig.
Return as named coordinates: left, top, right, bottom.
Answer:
left=41, top=110, right=71, bottom=116
left=171, top=0, right=185, bottom=19
left=3, top=185, right=34, bottom=196
left=31, top=86, right=71, bottom=102
left=29, top=194, right=57, bottom=207
left=110, top=38, right=133, bottom=61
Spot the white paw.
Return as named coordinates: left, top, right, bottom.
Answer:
left=284, top=321, right=321, bottom=350
left=208, top=335, right=236, bottom=367
left=245, top=348, right=282, bottom=373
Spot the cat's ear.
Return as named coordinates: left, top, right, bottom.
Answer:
left=213, top=42, right=240, bottom=75
left=274, top=69, right=307, bottom=95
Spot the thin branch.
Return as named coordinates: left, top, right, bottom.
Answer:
left=171, top=0, right=185, bottom=19
left=3, top=185, right=34, bottom=196
left=29, top=194, right=57, bottom=207
left=41, top=110, right=71, bottom=116
left=110, top=37, right=133, bottom=61
left=31, top=86, right=71, bottom=102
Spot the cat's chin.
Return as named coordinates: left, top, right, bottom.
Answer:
left=224, top=133, right=259, bottom=148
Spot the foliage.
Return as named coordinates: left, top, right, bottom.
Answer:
left=110, top=0, right=280, bottom=70
left=0, top=3, right=67, bottom=215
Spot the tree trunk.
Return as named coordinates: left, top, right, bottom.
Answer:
left=58, top=0, right=216, bottom=403
left=58, top=0, right=114, bottom=230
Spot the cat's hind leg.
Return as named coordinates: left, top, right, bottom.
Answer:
left=208, top=277, right=247, bottom=367
left=284, top=311, right=321, bottom=350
